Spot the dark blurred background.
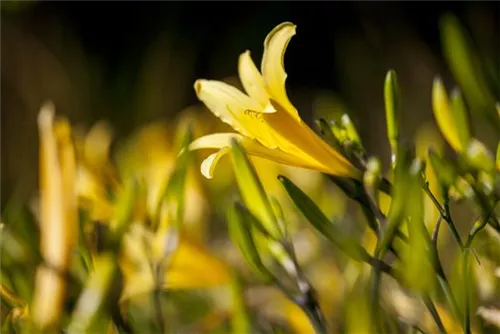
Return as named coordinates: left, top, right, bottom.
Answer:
left=1, top=1, right=499, bottom=205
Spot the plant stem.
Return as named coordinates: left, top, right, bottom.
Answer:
left=423, top=186, right=463, bottom=249
left=460, top=207, right=496, bottom=334
left=461, top=250, right=471, bottom=334
left=422, top=294, right=447, bottom=334
left=418, top=218, right=463, bottom=323
left=431, top=216, right=443, bottom=246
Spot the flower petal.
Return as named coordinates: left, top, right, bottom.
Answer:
left=261, top=22, right=300, bottom=120
left=238, top=50, right=270, bottom=108
left=264, top=101, right=361, bottom=178
left=190, top=133, right=334, bottom=178
left=201, top=148, right=231, bottom=179
left=194, top=79, right=261, bottom=137
left=190, top=133, right=245, bottom=151
left=193, top=81, right=280, bottom=148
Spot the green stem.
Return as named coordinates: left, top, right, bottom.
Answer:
left=422, top=294, right=447, bottom=334
left=418, top=217, right=463, bottom=323
left=423, top=186, right=463, bottom=249
left=461, top=250, right=471, bottom=334
left=437, top=276, right=463, bottom=323
left=460, top=207, right=496, bottom=334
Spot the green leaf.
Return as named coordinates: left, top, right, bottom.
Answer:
left=230, top=274, right=252, bottom=334
left=400, top=159, right=434, bottom=293
left=112, top=178, right=140, bottom=242
left=341, top=114, right=364, bottom=151
left=227, top=203, right=274, bottom=283
left=465, top=139, right=495, bottom=173
left=316, top=118, right=343, bottom=152
left=384, top=69, right=401, bottom=164
left=67, top=253, right=120, bottom=334
left=376, top=146, right=414, bottom=257
left=450, top=88, right=471, bottom=150
left=230, top=138, right=281, bottom=239
left=428, top=149, right=458, bottom=188
left=432, top=77, right=467, bottom=152
left=496, top=141, right=500, bottom=172
left=363, top=157, right=382, bottom=206
left=278, top=175, right=367, bottom=261
left=157, top=125, right=194, bottom=230
left=440, top=13, right=497, bottom=127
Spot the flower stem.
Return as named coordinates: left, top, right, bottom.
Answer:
left=422, top=294, right=447, bottom=334
left=423, top=185, right=463, bottom=249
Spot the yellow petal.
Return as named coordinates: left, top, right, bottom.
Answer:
left=83, top=121, right=113, bottom=172
left=165, top=239, right=230, bottom=289
left=33, top=102, right=77, bottom=329
left=261, top=22, right=300, bottom=120
left=190, top=133, right=321, bottom=173
left=238, top=50, right=269, bottom=107
left=194, top=80, right=278, bottom=147
left=432, top=78, right=462, bottom=151
left=201, top=147, right=231, bottom=179
left=190, top=132, right=245, bottom=151
left=264, top=101, right=360, bottom=178
left=194, top=79, right=260, bottom=134
left=37, top=103, right=65, bottom=265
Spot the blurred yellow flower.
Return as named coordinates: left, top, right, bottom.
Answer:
left=190, top=22, right=360, bottom=180
left=75, top=117, right=209, bottom=243
left=32, top=102, right=78, bottom=329
left=120, top=224, right=230, bottom=300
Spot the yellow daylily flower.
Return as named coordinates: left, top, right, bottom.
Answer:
left=190, top=22, right=360, bottom=180
left=32, top=102, right=78, bottom=329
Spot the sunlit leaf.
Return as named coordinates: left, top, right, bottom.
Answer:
left=67, top=253, right=119, bottom=334
left=156, top=125, right=194, bottom=231
left=440, top=13, right=497, bottom=127
left=465, top=138, right=495, bottom=173
left=227, top=203, right=275, bottom=283
left=384, top=69, right=401, bottom=165
left=279, top=175, right=367, bottom=261
left=230, top=138, right=281, bottom=239
left=340, top=114, right=364, bottom=151
left=428, top=149, right=458, bottom=189
left=432, top=78, right=470, bottom=152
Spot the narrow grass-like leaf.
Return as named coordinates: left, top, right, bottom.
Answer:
left=341, top=114, right=364, bottom=151
left=157, top=125, right=193, bottom=231
left=450, top=88, right=471, bottom=150
left=316, top=118, right=343, bottom=152
left=278, top=175, right=367, bottom=261
left=465, top=139, right=495, bottom=173
left=401, top=159, right=434, bottom=293
left=363, top=157, right=382, bottom=207
left=230, top=138, right=280, bottom=239
left=432, top=78, right=468, bottom=152
left=67, top=253, right=119, bottom=334
left=112, top=178, right=139, bottom=242
left=227, top=203, right=274, bottom=283
left=230, top=273, right=252, bottom=334
left=384, top=69, right=401, bottom=164
left=428, top=149, right=458, bottom=188
left=376, top=146, right=413, bottom=257
left=496, top=141, right=500, bottom=172
left=440, top=13, right=497, bottom=126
